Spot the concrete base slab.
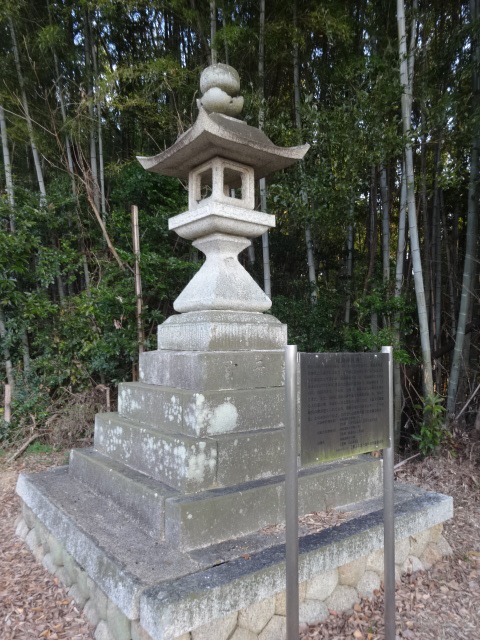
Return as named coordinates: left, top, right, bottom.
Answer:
left=16, top=468, right=453, bottom=640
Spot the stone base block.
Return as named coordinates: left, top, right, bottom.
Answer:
left=93, top=414, right=285, bottom=492
left=117, top=382, right=284, bottom=436
left=16, top=468, right=452, bottom=640
left=69, top=447, right=383, bottom=549
left=156, top=311, right=287, bottom=351
left=165, top=457, right=383, bottom=550
left=139, top=350, right=284, bottom=392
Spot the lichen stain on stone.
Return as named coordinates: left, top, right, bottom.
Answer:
left=166, top=395, right=181, bottom=423
left=185, top=394, right=212, bottom=436
left=186, top=442, right=216, bottom=482
left=208, top=401, right=238, bottom=435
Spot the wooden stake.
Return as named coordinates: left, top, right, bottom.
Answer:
left=131, top=205, right=144, bottom=355
left=4, top=383, right=11, bottom=424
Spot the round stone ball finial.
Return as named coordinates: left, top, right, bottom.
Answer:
left=197, top=63, right=244, bottom=118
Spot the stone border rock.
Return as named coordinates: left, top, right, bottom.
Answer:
left=16, top=503, right=452, bottom=640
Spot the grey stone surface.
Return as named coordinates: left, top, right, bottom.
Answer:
left=89, top=579, right=109, bottom=620
left=94, top=620, right=116, bottom=640
left=191, top=612, right=237, bottom=640
left=274, top=582, right=307, bottom=616
left=325, top=585, right=358, bottom=613
left=298, top=599, right=328, bottom=625
left=117, top=382, right=285, bottom=436
left=25, top=528, right=39, bottom=552
left=69, top=448, right=177, bottom=539
left=394, top=537, right=411, bottom=565
left=42, top=552, right=59, bottom=575
left=257, top=615, right=286, bottom=640
left=94, top=414, right=217, bottom=492
left=164, top=474, right=286, bottom=549
left=137, top=109, right=309, bottom=182
left=17, top=466, right=453, bottom=640
left=214, top=428, right=285, bottom=487
left=55, top=566, right=73, bottom=588
left=139, top=349, right=284, bottom=392
left=409, top=528, right=431, bottom=558
left=94, top=413, right=285, bottom=492
left=356, top=570, right=381, bottom=597
left=420, top=535, right=453, bottom=569
left=230, top=629, right=257, bottom=640
left=131, top=620, right=154, bottom=640
left=237, top=596, right=275, bottom=634
left=305, top=456, right=383, bottom=508
left=428, top=523, right=444, bottom=543
left=305, top=568, right=338, bottom=601
left=200, top=63, right=240, bottom=96
left=69, top=584, right=89, bottom=609
left=83, top=599, right=101, bottom=627
left=173, top=233, right=272, bottom=314
left=22, top=503, right=36, bottom=528
left=16, top=469, right=200, bottom=619
left=156, top=311, right=287, bottom=351
left=15, top=518, right=29, bottom=541
left=403, top=555, right=424, bottom=575
left=47, top=532, right=64, bottom=566
left=107, top=600, right=132, bottom=640
left=366, top=549, right=384, bottom=574
left=338, top=557, right=366, bottom=586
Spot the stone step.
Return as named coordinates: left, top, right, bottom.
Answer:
left=117, top=381, right=284, bottom=436
left=94, top=413, right=285, bottom=493
left=139, top=349, right=284, bottom=391
left=165, top=456, right=384, bottom=550
left=68, top=448, right=179, bottom=539
left=68, top=443, right=383, bottom=550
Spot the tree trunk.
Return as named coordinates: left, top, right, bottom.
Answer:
left=393, top=165, right=408, bottom=445
left=380, top=165, right=390, bottom=283
left=447, top=0, right=480, bottom=414
left=293, top=1, right=317, bottom=303
left=210, top=0, right=217, bottom=64
left=0, top=104, right=15, bottom=230
left=344, top=219, right=354, bottom=324
left=8, top=17, right=47, bottom=205
left=397, top=0, right=434, bottom=397
left=258, top=0, right=270, bottom=293
left=84, top=10, right=100, bottom=214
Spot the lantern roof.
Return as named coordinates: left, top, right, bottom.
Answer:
left=136, top=108, right=309, bottom=182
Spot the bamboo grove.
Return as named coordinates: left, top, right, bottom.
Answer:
left=0, top=0, right=479, bottom=453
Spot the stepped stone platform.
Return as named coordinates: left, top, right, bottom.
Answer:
left=16, top=466, right=453, bottom=640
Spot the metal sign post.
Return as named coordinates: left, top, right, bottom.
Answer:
left=284, top=345, right=299, bottom=640
left=284, top=346, right=396, bottom=639
left=382, top=346, right=396, bottom=640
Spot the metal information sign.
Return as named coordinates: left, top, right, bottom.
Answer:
left=299, top=352, right=390, bottom=465
left=284, top=347, right=395, bottom=640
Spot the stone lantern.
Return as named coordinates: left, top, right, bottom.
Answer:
left=137, top=63, right=309, bottom=344
left=15, top=62, right=451, bottom=640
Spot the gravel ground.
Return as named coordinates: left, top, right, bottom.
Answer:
left=1, top=447, right=479, bottom=640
